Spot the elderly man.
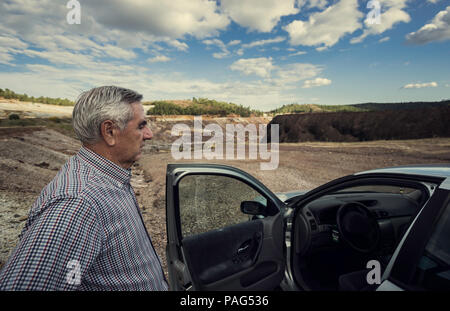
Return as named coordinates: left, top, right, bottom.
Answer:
left=0, top=86, right=168, bottom=290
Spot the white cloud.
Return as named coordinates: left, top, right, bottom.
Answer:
left=302, top=77, right=332, bottom=88
left=288, top=50, right=307, bottom=57
left=0, top=36, right=28, bottom=50
left=221, top=0, right=299, bottom=32
left=0, top=0, right=224, bottom=64
left=229, top=59, right=325, bottom=87
left=234, top=36, right=286, bottom=56
left=228, top=40, right=241, bottom=46
left=0, top=53, right=14, bottom=65
left=203, top=39, right=230, bottom=58
left=101, top=45, right=137, bottom=60
left=0, top=0, right=213, bottom=79
left=0, top=35, right=29, bottom=65
left=351, top=0, right=411, bottom=44
left=22, top=49, right=97, bottom=67
left=284, top=0, right=363, bottom=48
left=406, top=6, right=450, bottom=44
left=230, top=57, right=275, bottom=78
left=84, top=0, right=230, bottom=39
left=402, top=82, right=438, bottom=89
left=148, top=55, right=171, bottom=63
left=211, top=52, right=227, bottom=59
left=275, top=63, right=322, bottom=84
left=164, top=39, right=189, bottom=52
left=241, top=36, right=286, bottom=49
left=203, top=39, right=227, bottom=49
left=379, top=36, right=390, bottom=43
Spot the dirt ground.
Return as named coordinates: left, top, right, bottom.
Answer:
left=0, top=124, right=449, bottom=281
left=0, top=99, right=154, bottom=119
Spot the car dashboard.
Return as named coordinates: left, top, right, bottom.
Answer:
left=294, top=191, right=422, bottom=256
left=290, top=189, right=427, bottom=290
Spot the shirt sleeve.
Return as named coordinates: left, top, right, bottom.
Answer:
left=0, top=197, right=103, bottom=290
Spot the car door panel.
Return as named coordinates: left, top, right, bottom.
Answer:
left=183, top=220, right=264, bottom=285
left=166, top=164, right=285, bottom=291
left=182, top=216, right=284, bottom=290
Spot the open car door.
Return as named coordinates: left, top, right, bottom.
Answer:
left=166, top=164, right=286, bottom=291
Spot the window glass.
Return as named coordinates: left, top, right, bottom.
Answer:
left=410, top=202, right=450, bottom=290
left=178, top=174, right=267, bottom=237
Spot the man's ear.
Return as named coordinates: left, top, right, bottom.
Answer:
left=100, top=120, right=118, bottom=146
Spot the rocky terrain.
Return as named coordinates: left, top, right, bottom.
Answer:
left=270, top=106, right=450, bottom=142
left=1, top=101, right=449, bottom=281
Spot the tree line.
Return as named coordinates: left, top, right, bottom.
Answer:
left=147, top=97, right=263, bottom=117
left=270, top=100, right=450, bottom=115
left=0, top=88, right=74, bottom=106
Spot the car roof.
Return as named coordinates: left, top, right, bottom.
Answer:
left=356, top=164, right=450, bottom=178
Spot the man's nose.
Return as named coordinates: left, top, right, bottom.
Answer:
left=144, top=126, right=153, bottom=140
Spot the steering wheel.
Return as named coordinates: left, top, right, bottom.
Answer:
left=336, top=202, right=380, bottom=253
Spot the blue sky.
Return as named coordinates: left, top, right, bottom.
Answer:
left=0, top=0, right=449, bottom=111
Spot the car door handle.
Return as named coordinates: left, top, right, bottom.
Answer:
left=237, top=243, right=250, bottom=254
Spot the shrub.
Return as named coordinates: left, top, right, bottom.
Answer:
left=8, top=114, right=20, bottom=120
left=146, top=98, right=259, bottom=117
left=48, top=116, right=61, bottom=123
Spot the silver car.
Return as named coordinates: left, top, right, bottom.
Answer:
left=165, top=164, right=450, bottom=291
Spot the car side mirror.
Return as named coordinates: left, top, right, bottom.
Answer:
left=240, top=201, right=265, bottom=216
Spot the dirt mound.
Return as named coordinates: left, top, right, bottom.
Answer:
left=269, top=106, right=450, bottom=142
left=147, top=116, right=271, bottom=144
left=0, top=99, right=73, bottom=118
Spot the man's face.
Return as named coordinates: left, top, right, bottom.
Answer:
left=114, top=102, right=152, bottom=169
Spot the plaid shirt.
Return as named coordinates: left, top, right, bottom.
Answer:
left=0, top=146, right=168, bottom=291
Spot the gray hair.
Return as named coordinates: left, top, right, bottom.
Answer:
left=72, top=86, right=143, bottom=144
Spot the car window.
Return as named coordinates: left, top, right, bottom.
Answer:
left=409, top=201, right=450, bottom=290
left=178, top=174, right=267, bottom=237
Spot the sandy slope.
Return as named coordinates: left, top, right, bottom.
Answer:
left=0, top=99, right=155, bottom=119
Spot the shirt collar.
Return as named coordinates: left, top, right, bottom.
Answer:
left=77, top=146, right=132, bottom=185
